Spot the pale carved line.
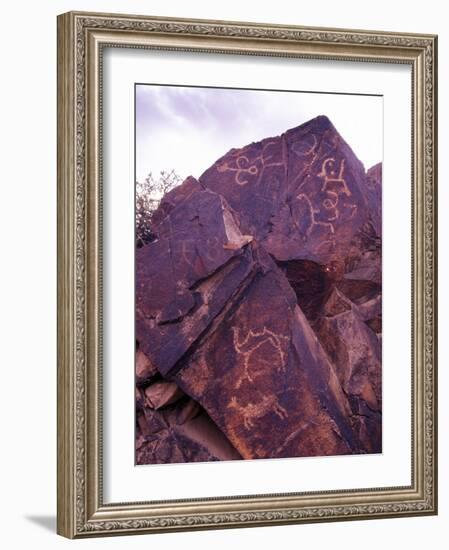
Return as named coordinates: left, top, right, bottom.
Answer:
left=318, top=158, right=351, bottom=197
left=229, top=394, right=288, bottom=431
left=71, top=15, right=436, bottom=533
left=233, top=326, right=289, bottom=389
left=217, top=140, right=286, bottom=186
left=296, top=193, right=335, bottom=236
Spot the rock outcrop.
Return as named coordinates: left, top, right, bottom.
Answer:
left=136, top=115, right=382, bottom=464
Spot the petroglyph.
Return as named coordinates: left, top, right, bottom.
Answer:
left=233, top=326, right=289, bottom=389
left=217, top=155, right=258, bottom=186
left=293, top=156, right=360, bottom=239
left=318, top=157, right=351, bottom=197
left=216, top=140, right=286, bottom=186
left=315, top=238, right=336, bottom=254
left=204, top=236, right=221, bottom=263
left=343, top=202, right=358, bottom=219
left=296, top=193, right=336, bottom=236
left=137, top=116, right=382, bottom=465
left=229, top=394, right=288, bottom=431
left=179, top=240, right=196, bottom=267
left=322, top=190, right=339, bottom=210
left=291, top=134, right=318, bottom=157
left=261, top=140, right=286, bottom=168
left=289, top=133, right=321, bottom=192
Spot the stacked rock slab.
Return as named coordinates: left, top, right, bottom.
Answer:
left=136, top=115, right=382, bottom=464
left=199, top=115, right=369, bottom=267
left=136, top=383, right=241, bottom=464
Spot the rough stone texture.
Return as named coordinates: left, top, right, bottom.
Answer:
left=144, top=380, right=185, bottom=410
left=365, top=162, right=382, bottom=237
left=136, top=115, right=382, bottom=464
left=314, top=288, right=382, bottom=452
left=199, top=116, right=370, bottom=267
left=136, top=349, right=158, bottom=387
left=174, top=247, right=358, bottom=459
left=136, top=185, right=254, bottom=378
left=136, top=389, right=242, bottom=464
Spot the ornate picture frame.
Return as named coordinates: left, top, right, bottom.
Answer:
left=57, top=11, right=437, bottom=538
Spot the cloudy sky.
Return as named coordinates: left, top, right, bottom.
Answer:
left=135, top=84, right=382, bottom=183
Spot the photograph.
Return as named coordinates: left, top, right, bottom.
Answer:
left=0, top=0, right=443, bottom=544
left=134, top=84, right=383, bottom=465
left=55, top=10, right=436, bottom=538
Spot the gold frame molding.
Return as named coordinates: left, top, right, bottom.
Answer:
left=57, top=11, right=438, bottom=538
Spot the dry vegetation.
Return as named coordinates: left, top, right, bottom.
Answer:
left=135, top=169, right=182, bottom=247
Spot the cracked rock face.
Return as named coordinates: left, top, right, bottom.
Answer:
left=136, top=115, right=382, bottom=464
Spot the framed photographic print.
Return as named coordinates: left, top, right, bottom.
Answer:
left=57, top=11, right=438, bottom=538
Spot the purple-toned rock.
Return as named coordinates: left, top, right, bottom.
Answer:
left=144, top=380, right=185, bottom=410
left=199, top=116, right=370, bottom=267
left=336, top=162, right=382, bottom=293
left=314, top=288, right=382, bottom=452
left=136, top=389, right=242, bottom=464
left=136, top=182, right=254, bottom=377
left=136, top=116, right=383, bottom=463
left=173, top=247, right=361, bottom=459
left=136, top=349, right=158, bottom=387
left=365, top=163, right=382, bottom=237
left=150, top=176, right=203, bottom=228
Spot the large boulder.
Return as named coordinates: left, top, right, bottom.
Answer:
left=173, top=246, right=360, bottom=459
left=136, top=116, right=382, bottom=464
left=136, top=387, right=242, bottom=464
left=136, top=184, right=254, bottom=376
left=314, top=288, right=382, bottom=452
left=199, top=115, right=370, bottom=267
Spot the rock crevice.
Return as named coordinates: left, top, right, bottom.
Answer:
left=136, top=115, right=382, bottom=464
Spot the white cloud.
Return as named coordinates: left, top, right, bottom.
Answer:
left=135, top=85, right=382, bottom=182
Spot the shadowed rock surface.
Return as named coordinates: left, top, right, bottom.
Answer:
left=136, top=115, right=382, bottom=464
left=199, top=116, right=369, bottom=267
left=314, top=288, right=382, bottom=452
left=136, top=388, right=242, bottom=464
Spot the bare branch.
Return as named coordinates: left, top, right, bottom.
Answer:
left=136, top=170, right=182, bottom=247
